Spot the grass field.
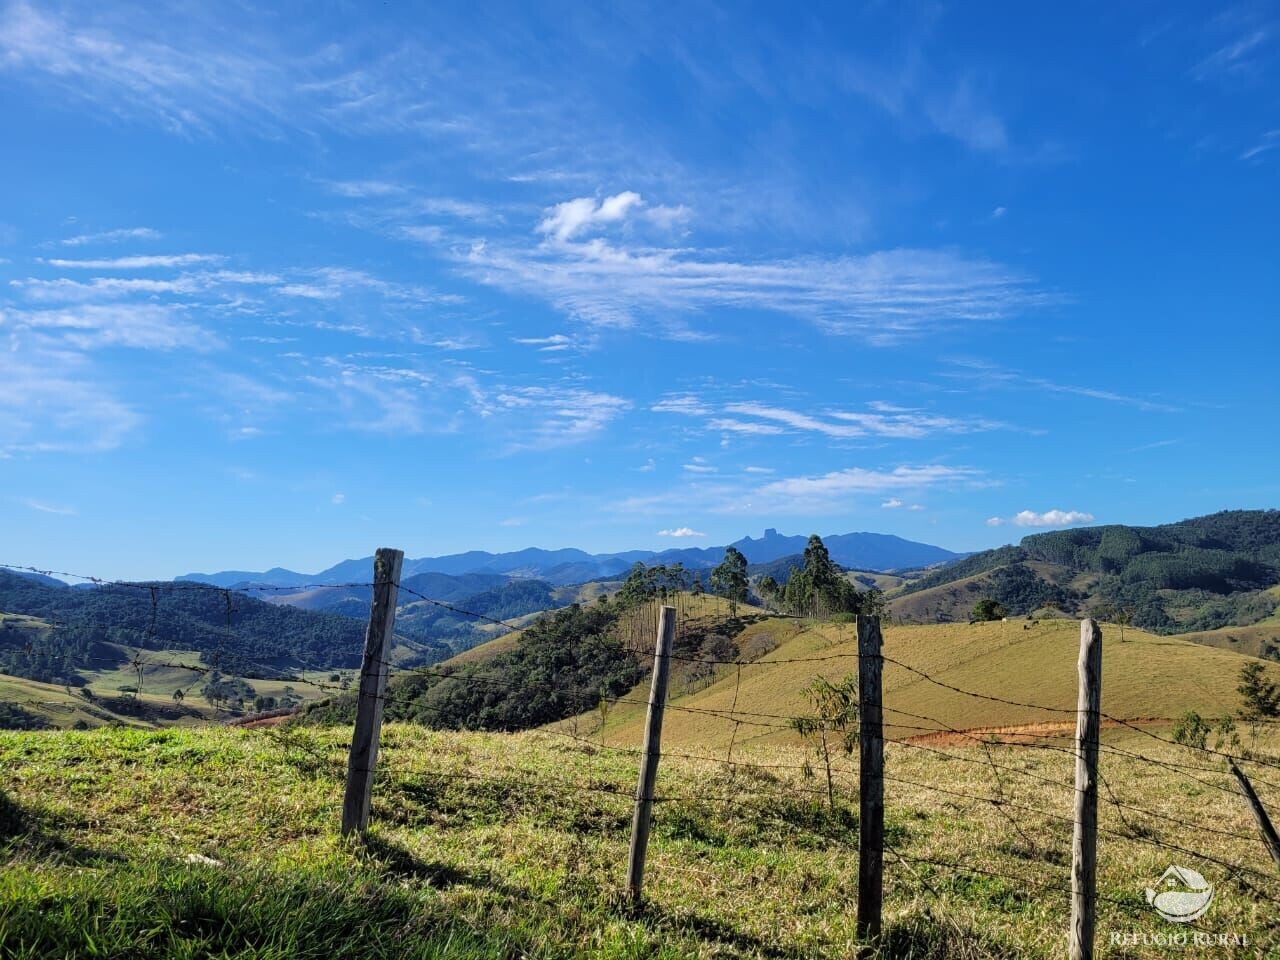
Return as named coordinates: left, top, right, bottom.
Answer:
left=3, top=722, right=1280, bottom=958
left=592, top=617, right=1272, bottom=753
left=7, top=607, right=1280, bottom=956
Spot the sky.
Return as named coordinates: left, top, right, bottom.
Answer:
left=1, top=1, right=1278, bottom=580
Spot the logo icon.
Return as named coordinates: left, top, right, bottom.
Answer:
left=1146, top=865, right=1214, bottom=922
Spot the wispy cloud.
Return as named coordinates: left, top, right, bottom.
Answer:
left=617, top=462, right=983, bottom=518
left=659, top=397, right=1009, bottom=439
left=493, top=385, right=631, bottom=451
left=658, top=526, right=705, bottom=537
left=3, top=303, right=216, bottom=350
left=513, top=333, right=578, bottom=352
left=20, top=497, right=77, bottom=515
left=944, top=358, right=1179, bottom=412
left=1241, top=129, right=1280, bottom=161
left=1193, top=26, right=1273, bottom=80
left=0, top=346, right=141, bottom=454
left=467, top=227, right=1046, bottom=341
left=755, top=465, right=981, bottom=506
left=59, top=226, right=161, bottom=246
left=42, top=253, right=221, bottom=270
left=987, top=509, right=1095, bottom=528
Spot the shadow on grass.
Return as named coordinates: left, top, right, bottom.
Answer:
left=0, top=786, right=120, bottom=866
left=876, top=909, right=1023, bottom=959
left=362, top=832, right=503, bottom=891
left=625, top=898, right=798, bottom=959
left=0, top=855, right=535, bottom=960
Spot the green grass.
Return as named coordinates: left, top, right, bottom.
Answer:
left=4, top=723, right=1280, bottom=958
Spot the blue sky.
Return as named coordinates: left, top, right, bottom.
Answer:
left=2, top=1, right=1278, bottom=579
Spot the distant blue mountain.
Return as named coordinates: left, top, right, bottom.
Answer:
left=179, top=529, right=961, bottom=588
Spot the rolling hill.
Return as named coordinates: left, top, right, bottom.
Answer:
left=590, top=616, right=1266, bottom=753
left=0, top=568, right=439, bottom=685
left=889, top=510, right=1280, bottom=634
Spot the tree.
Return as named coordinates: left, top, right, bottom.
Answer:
left=710, top=547, right=749, bottom=616
left=756, top=574, right=780, bottom=611
left=791, top=675, right=859, bottom=809
left=780, top=535, right=876, bottom=619
left=1237, top=661, right=1280, bottom=753
left=1171, top=710, right=1210, bottom=751
left=971, top=598, right=1006, bottom=622
left=1238, top=662, right=1280, bottom=721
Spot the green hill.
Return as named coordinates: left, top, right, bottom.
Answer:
left=0, top=569, right=418, bottom=686
left=891, top=510, right=1280, bottom=633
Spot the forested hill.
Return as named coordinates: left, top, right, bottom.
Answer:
left=894, top=510, right=1280, bottom=633
left=0, top=570, right=409, bottom=682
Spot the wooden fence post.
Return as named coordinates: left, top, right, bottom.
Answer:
left=626, top=604, right=676, bottom=902
left=1070, top=618, right=1102, bottom=960
left=857, top=615, right=884, bottom=953
left=1229, top=760, right=1280, bottom=869
left=341, top=547, right=404, bottom=837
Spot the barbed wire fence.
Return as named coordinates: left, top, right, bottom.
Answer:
left=5, top=554, right=1280, bottom=955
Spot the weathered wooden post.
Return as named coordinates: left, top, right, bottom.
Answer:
left=1070, top=618, right=1102, bottom=960
left=857, top=615, right=884, bottom=953
left=625, top=604, right=676, bottom=902
left=1229, top=760, right=1280, bottom=869
left=341, top=547, right=403, bottom=837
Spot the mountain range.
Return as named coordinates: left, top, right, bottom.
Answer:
left=179, top=529, right=962, bottom=588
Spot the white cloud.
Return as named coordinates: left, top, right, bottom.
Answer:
left=1241, top=130, right=1280, bottom=162
left=21, top=497, right=77, bottom=515
left=988, top=509, right=1095, bottom=528
left=322, top=180, right=405, bottom=198
left=42, top=254, right=221, bottom=270
left=331, top=493, right=345, bottom=505
left=881, top=498, right=904, bottom=509
left=658, top=527, right=706, bottom=538
left=500, top=517, right=526, bottom=527
left=683, top=462, right=717, bottom=474
left=651, top=394, right=712, bottom=416
left=758, top=465, right=979, bottom=503
left=494, top=385, right=630, bottom=451
left=638, top=458, right=656, bottom=472
left=537, top=191, right=644, bottom=242
left=721, top=402, right=1006, bottom=440
left=468, top=230, right=1045, bottom=341
left=11, top=276, right=199, bottom=301
left=513, top=333, right=577, bottom=352
left=991, top=206, right=1007, bottom=219
left=743, top=466, right=774, bottom=474
left=60, top=227, right=161, bottom=246
left=707, top=418, right=787, bottom=435
left=4, top=303, right=215, bottom=351
left=0, top=347, right=141, bottom=454
left=943, top=358, right=1179, bottom=413
left=724, top=403, right=862, bottom=438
